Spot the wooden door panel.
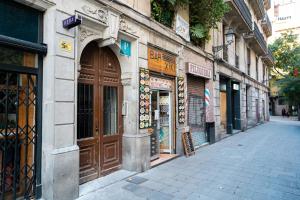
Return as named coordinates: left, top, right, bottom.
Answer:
left=78, top=138, right=99, bottom=184
left=101, top=135, right=121, bottom=172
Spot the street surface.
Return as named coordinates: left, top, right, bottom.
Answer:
left=78, top=117, right=300, bottom=200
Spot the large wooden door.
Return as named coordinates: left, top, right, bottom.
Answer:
left=78, top=42, right=123, bottom=184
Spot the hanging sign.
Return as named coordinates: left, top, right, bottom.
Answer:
left=175, top=14, right=190, bottom=42
left=63, top=15, right=82, bottom=29
left=120, top=39, right=131, bottom=56
left=148, top=47, right=176, bottom=76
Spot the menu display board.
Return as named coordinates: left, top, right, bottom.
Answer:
left=182, top=132, right=195, bottom=157
left=177, top=77, right=185, bottom=124
left=139, top=68, right=151, bottom=129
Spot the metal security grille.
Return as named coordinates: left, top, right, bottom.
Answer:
left=0, top=71, right=37, bottom=199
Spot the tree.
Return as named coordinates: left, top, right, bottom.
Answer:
left=269, top=32, right=300, bottom=120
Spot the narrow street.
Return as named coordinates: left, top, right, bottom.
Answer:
left=78, top=118, right=300, bottom=200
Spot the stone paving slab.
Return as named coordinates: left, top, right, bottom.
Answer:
left=77, top=118, right=300, bottom=200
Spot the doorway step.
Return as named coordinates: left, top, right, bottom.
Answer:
left=150, top=154, right=179, bottom=168
left=79, top=170, right=137, bottom=197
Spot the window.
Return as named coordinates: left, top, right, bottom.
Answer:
left=151, top=0, right=175, bottom=28
left=256, top=57, right=259, bottom=80
left=0, top=46, right=37, bottom=68
left=247, top=48, right=251, bottom=75
left=77, top=83, right=94, bottom=139
left=0, top=1, right=41, bottom=43
left=188, top=95, right=205, bottom=128
left=103, top=86, right=118, bottom=135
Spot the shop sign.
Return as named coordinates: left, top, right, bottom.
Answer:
left=120, top=39, right=131, bottom=57
left=150, top=77, right=173, bottom=90
left=175, top=14, right=190, bottom=42
left=187, top=62, right=212, bottom=79
left=148, top=47, right=176, bottom=76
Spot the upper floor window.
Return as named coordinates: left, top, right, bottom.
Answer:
left=151, top=0, right=175, bottom=28
left=256, top=57, right=259, bottom=80
left=0, top=1, right=42, bottom=43
left=247, top=48, right=251, bottom=75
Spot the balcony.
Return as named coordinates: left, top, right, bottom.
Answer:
left=249, top=0, right=265, bottom=20
left=264, top=0, right=271, bottom=10
left=262, top=48, right=275, bottom=67
left=224, top=0, right=252, bottom=33
left=261, top=14, right=272, bottom=37
left=244, top=22, right=267, bottom=55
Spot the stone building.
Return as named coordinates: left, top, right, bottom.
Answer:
left=213, top=0, right=274, bottom=139
left=0, top=0, right=272, bottom=199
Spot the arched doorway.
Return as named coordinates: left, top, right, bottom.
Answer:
left=77, top=42, right=123, bottom=184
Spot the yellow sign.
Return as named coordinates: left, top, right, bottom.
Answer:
left=60, top=41, right=72, bottom=52
left=148, top=47, right=176, bottom=76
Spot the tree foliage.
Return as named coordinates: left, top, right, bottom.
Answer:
left=151, top=0, right=189, bottom=28
left=189, top=0, right=230, bottom=45
left=269, top=32, right=300, bottom=107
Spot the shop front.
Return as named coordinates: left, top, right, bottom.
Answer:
left=186, top=63, right=212, bottom=148
left=0, top=1, right=46, bottom=199
left=146, top=46, right=178, bottom=163
left=219, top=76, right=241, bottom=135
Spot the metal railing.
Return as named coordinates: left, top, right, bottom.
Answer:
left=254, top=22, right=267, bottom=53
left=233, top=0, right=252, bottom=29
left=261, top=14, right=272, bottom=35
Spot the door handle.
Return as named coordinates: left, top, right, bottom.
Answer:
left=95, top=126, right=99, bottom=135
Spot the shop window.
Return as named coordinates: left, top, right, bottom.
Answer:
left=0, top=46, right=37, bottom=68
left=77, top=83, right=94, bottom=139
left=103, top=86, right=118, bottom=136
left=188, top=95, right=205, bottom=128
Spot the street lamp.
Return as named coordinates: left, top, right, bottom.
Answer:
left=212, top=28, right=235, bottom=53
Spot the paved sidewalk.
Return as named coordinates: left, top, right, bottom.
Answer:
left=78, top=119, right=300, bottom=200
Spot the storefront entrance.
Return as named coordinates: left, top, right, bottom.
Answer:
left=149, top=77, right=175, bottom=161
left=77, top=43, right=123, bottom=184
left=150, top=90, right=173, bottom=160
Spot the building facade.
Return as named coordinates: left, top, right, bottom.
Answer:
left=0, top=0, right=273, bottom=199
left=213, top=0, right=273, bottom=140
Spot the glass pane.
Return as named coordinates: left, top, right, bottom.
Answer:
left=103, top=86, right=118, bottom=136
left=0, top=46, right=37, bottom=68
left=159, top=92, right=170, bottom=150
left=77, top=83, right=93, bottom=139
left=0, top=1, right=40, bottom=43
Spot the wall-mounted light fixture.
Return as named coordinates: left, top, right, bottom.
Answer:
left=212, top=28, right=234, bottom=53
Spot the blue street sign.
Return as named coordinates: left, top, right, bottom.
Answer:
left=63, top=15, right=82, bottom=29
left=120, top=39, right=131, bottom=57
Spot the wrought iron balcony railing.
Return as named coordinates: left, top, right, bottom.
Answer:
left=233, top=0, right=252, bottom=29
left=249, top=0, right=265, bottom=20
left=254, top=22, right=267, bottom=53
left=264, top=0, right=271, bottom=10
left=261, top=13, right=272, bottom=37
